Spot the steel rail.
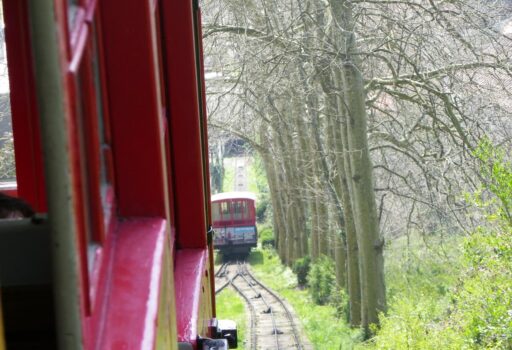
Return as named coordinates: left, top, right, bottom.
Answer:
left=215, top=274, right=239, bottom=295
left=241, top=263, right=304, bottom=350
left=214, top=262, right=229, bottom=277
left=214, top=261, right=304, bottom=350
left=223, top=262, right=257, bottom=350
left=236, top=262, right=280, bottom=349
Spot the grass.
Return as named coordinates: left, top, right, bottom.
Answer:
left=215, top=288, right=248, bottom=349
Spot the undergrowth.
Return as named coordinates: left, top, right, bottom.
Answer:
left=360, top=139, right=512, bottom=349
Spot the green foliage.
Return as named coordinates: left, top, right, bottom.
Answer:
left=248, top=154, right=268, bottom=195
left=247, top=249, right=263, bottom=265
left=292, top=256, right=311, bottom=287
left=454, top=139, right=512, bottom=348
left=473, top=138, right=512, bottom=226
left=330, top=287, right=350, bottom=320
left=258, top=226, right=275, bottom=248
left=308, top=256, right=338, bottom=305
left=248, top=155, right=271, bottom=224
left=255, top=194, right=269, bottom=223
left=362, top=139, right=512, bottom=349
left=451, top=230, right=512, bottom=349
left=0, top=132, right=16, bottom=180
left=357, top=233, right=462, bottom=350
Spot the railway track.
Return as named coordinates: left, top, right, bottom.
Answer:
left=215, top=261, right=309, bottom=350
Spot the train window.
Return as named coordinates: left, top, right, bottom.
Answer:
left=0, top=10, right=15, bottom=184
left=67, top=0, right=79, bottom=30
left=90, top=20, right=113, bottom=203
left=68, top=6, right=114, bottom=314
left=233, top=201, right=242, bottom=220
left=72, top=12, right=114, bottom=230
left=221, top=201, right=230, bottom=220
left=242, top=201, right=249, bottom=219
left=233, top=200, right=249, bottom=220
left=74, top=71, right=96, bottom=247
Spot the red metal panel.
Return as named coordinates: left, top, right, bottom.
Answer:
left=195, top=10, right=217, bottom=314
left=161, top=0, right=207, bottom=249
left=196, top=8, right=212, bottom=228
left=86, top=218, right=118, bottom=349
left=99, top=0, right=167, bottom=217
left=175, top=248, right=211, bottom=347
left=2, top=0, right=47, bottom=211
left=99, top=219, right=167, bottom=349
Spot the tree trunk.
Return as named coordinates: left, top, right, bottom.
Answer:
left=260, top=132, right=286, bottom=256
left=338, top=96, right=362, bottom=327
left=343, top=62, right=386, bottom=332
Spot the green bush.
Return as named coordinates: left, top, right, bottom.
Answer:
left=454, top=140, right=512, bottom=348
left=308, top=256, right=337, bottom=305
left=292, top=256, right=311, bottom=287
left=330, top=287, right=349, bottom=320
left=259, top=226, right=275, bottom=248
left=452, top=231, right=512, bottom=349
left=256, top=195, right=269, bottom=223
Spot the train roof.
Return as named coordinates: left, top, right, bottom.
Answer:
left=211, top=191, right=257, bottom=202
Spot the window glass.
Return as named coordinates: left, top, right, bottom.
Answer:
left=233, top=200, right=247, bottom=220
left=67, top=0, right=79, bottom=30
left=74, top=72, right=95, bottom=246
left=232, top=201, right=239, bottom=220
left=0, top=6, right=15, bottom=183
left=221, top=201, right=230, bottom=220
left=91, top=22, right=111, bottom=203
left=242, top=201, right=249, bottom=219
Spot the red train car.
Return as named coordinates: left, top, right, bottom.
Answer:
left=0, top=0, right=235, bottom=349
left=212, top=192, right=258, bottom=256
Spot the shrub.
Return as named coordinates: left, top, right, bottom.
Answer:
left=454, top=140, right=512, bottom=348
left=308, top=256, right=337, bottom=305
left=256, top=194, right=270, bottom=223
left=292, top=256, right=311, bottom=287
left=259, top=226, right=275, bottom=248
left=330, top=287, right=349, bottom=320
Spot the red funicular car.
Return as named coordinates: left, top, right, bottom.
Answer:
left=211, top=192, right=257, bottom=256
